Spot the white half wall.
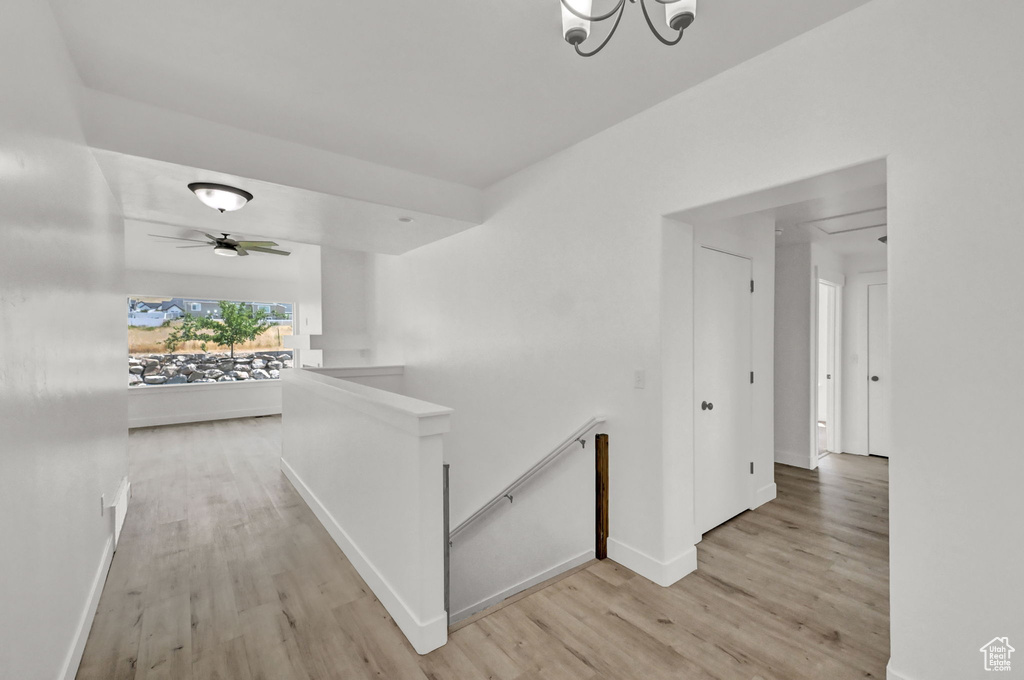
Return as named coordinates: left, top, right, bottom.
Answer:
left=373, top=3, right=1024, bottom=676
left=0, top=2, right=128, bottom=678
left=281, top=369, right=451, bottom=654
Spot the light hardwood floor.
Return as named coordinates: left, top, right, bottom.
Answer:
left=78, top=417, right=889, bottom=680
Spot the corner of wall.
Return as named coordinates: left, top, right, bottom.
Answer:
left=607, top=538, right=697, bottom=588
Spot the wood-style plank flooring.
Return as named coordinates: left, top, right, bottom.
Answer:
left=78, top=417, right=888, bottom=680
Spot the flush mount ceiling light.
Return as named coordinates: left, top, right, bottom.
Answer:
left=188, top=182, right=253, bottom=213
left=561, top=0, right=696, bottom=57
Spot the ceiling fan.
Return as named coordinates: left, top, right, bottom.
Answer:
left=150, top=232, right=290, bottom=257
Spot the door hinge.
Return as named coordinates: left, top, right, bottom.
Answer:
left=750, top=371, right=754, bottom=384
left=750, top=462, right=754, bottom=474
left=750, top=280, right=755, bottom=293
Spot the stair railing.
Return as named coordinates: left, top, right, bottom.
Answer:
left=448, top=415, right=607, bottom=544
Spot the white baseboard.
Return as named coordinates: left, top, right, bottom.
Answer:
left=112, top=477, right=131, bottom=548
left=751, top=482, right=777, bottom=509
left=886, top=660, right=912, bottom=680
left=60, top=535, right=114, bottom=680
left=281, top=458, right=446, bottom=655
left=606, top=538, right=696, bottom=587
left=129, top=405, right=280, bottom=429
left=775, top=449, right=815, bottom=469
left=450, top=549, right=595, bottom=624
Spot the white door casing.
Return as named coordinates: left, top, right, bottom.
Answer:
left=868, top=283, right=890, bottom=457
left=695, top=246, right=754, bottom=536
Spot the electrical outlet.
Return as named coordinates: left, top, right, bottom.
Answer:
left=634, top=369, right=646, bottom=390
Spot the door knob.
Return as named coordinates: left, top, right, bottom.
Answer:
left=871, top=376, right=879, bottom=382
left=701, top=401, right=714, bottom=411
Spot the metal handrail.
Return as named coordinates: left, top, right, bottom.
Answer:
left=449, top=415, right=607, bottom=543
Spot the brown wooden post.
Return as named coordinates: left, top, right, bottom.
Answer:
left=595, top=433, right=609, bottom=560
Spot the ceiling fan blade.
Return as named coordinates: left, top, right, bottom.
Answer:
left=176, top=245, right=210, bottom=249
left=246, top=246, right=291, bottom=256
left=236, top=241, right=278, bottom=248
left=236, top=247, right=250, bottom=257
left=149, top=234, right=211, bottom=244
left=202, top=232, right=221, bottom=242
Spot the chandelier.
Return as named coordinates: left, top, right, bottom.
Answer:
left=561, top=0, right=696, bottom=57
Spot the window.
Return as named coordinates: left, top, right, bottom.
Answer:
left=127, top=297, right=294, bottom=388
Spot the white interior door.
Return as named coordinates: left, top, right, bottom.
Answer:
left=868, top=283, right=890, bottom=457
left=695, top=246, right=753, bottom=537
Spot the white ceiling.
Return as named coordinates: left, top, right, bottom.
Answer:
left=95, top=150, right=479, bottom=255
left=773, top=183, right=888, bottom=256
left=52, top=0, right=872, bottom=188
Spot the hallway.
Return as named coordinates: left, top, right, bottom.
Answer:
left=78, top=417, right=888, bottom=680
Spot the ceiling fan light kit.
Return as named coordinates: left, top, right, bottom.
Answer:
left=150, top=232, right=291, bottom=258
left=187, top=182, right=253, bottom=213
left=561, top=0, right=696, bottom=57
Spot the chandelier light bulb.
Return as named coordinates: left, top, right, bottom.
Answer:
left=561, top=0, right=697, bottom=57
left=562, top=0, right=593, bottom=45
left=665, top=0, right=696, bottom=32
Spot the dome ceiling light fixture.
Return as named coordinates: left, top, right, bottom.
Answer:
left=187, top=182, right=254, bottom=213
left=561, top=0, right=696, bottom=57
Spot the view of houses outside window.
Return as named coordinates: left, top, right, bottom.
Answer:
left=128, top=296, right=294, bottom=387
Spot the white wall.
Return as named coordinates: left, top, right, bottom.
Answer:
left=373, top=2, right=1024, bottom=677
left=128, top=380, right=282, bottom=429
left=0, top=2, right=128, bottom=678
left=126, top=268, right=301, bottom=307
left=774, top=243, right=815, bottom=468
left=318, top=246, right=372, bottom=366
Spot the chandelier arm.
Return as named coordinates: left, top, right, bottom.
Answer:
left=574, top=0, right=627, bottom=57
left=560, top=0, right=626, bottom=23
left=639, top=0, right=686, bottom=46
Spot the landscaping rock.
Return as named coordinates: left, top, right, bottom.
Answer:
left=130, top=352, right=289, bottom=386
